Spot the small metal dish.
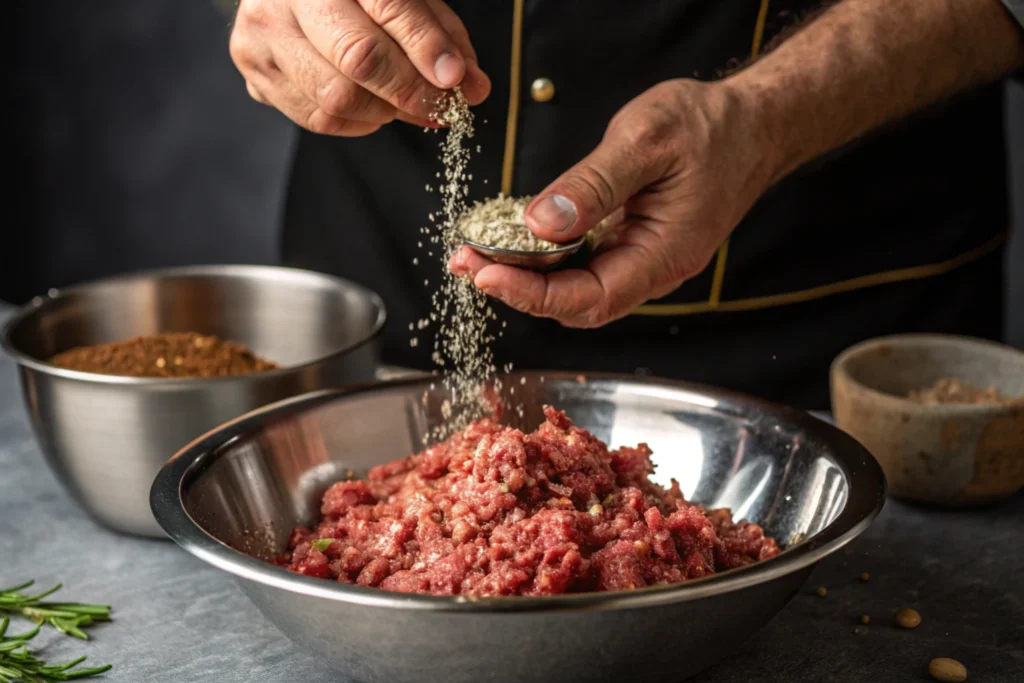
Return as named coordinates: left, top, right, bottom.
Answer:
left=463, top=236, right=586, bottom=271
left=2, top=264, right=386, bottom=537
left=151, top=371, right=886, bottom=683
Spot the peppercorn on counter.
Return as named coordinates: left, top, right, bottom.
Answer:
left=1, top=304, right=1021, bottom=683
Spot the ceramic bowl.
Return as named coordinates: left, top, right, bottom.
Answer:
left=831, top=334, right=1024, bottom=505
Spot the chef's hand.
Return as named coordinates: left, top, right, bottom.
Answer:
left=450, top=79, right=776, bottom=328
left=230, top=0, right=491, bottom=135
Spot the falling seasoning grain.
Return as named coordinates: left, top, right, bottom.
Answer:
left=859, top=572, right=870, bottom=582
left=928, top=658, right=967, bottom=682
left=418, top=87, right=505, bottom=441
left=895, top=608, right=922, bottom=629
left=815, top=586, right=828, bottom=597
left=860, top=615, right=871, bottom=624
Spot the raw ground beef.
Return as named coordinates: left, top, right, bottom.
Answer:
left=276, top=406, right=780, bottom=596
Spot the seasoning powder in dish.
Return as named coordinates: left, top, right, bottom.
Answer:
left=459, top=194, right=560, bottom=252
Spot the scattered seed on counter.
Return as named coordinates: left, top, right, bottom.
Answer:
left=859, top=572, right=870, bottom=582
left=860, top=615, right=871, bottom=624
left=928, top=657, right=967, bottom=682
left=853, top=627, right=860, bottom=634
left=815, top=586, right=828, bottom=597
left=895, top=608, right=922, bottom=629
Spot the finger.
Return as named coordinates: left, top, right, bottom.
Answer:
left=246, top=81, right=271, bottom=105
left=473, top=228, right=679, bottom=328
left=397, top=110, right=443, bottom=128
left=449, top=245, right=491, bottom=278
left=422, top=0, right=477, bottom=63
left=423, top=0, right=491, bottom=104
left=451, top=244, right=608, bottom=327
left=458, top=59, right=492, bottom=106
left=525, top=133, right=669, bottom=243
left=230, top=16, right=281, bottom=90
left=272, top=34, right=397, bottom=124
left=294, top=1, right=448, bottom=120
left=474, top=265, right=608, bottom=328
left=357, top=0, right=467, bottom=88
left=250, top=64, right=383, bottom=136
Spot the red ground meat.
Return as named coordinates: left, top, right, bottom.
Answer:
left=275, top=406, right=781, bottom=596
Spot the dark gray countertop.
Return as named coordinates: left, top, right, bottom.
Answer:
left=1, top=307, right=1020, bottom=683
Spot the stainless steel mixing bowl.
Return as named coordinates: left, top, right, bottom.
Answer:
left=151, top=372, right=886, bottom=683
left=2, top=265, right=385, bottom=537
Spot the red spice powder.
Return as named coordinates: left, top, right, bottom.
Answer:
left=49, top=332, right=278, bottom=378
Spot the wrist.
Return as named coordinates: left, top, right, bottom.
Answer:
left=699, top=76, right=787, bottom=204
left=718, top=72, right=803, bottom=191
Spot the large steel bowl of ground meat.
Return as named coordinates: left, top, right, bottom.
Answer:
left=152, top=372, right=886, bottom=683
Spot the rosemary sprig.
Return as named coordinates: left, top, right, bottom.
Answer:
left=0, top=616, right=111, bottom=681
left=0, top=583, right=110, bottom=641
left=0, top=582, right=111, bottom=681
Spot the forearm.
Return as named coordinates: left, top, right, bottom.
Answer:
left=727, top=0, right=1024, bottom=186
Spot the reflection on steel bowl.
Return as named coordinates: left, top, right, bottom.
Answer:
left=151, top=372, right=886, bottom=683
left=277, top=406, right=780, bottom=595
left=1, top=264, right=385, bottom=536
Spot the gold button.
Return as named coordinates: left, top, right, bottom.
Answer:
left=530, top=78, right=555, bottom=103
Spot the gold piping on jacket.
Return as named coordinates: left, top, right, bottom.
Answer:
left=643, top=0, right=771, bottom=316
left=633, top=233, right=1006, bottom=316
left=501, top=0, right=525, bottom=195
left=496, top=0, right=997, bottom=319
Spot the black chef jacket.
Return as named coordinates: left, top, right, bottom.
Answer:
left=281, top=0, right=1014, bottom=409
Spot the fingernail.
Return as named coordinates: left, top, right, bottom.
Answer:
left=449, top=253, right=468, bottom=276
left=482, top=286, right=503, bottom=300
left=531, top=195, right=577, bottom=233
left=434, top=53, right=464, bottom=88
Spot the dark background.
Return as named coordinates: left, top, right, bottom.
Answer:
left=7, top=0, right=1023, bottom=347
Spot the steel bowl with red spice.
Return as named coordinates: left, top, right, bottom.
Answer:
left=152, top=372, right=886, bottom=683
left=278, top=406, right=780, bottom=596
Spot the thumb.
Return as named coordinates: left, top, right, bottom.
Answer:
left=525, top=135, right=661, bottom=242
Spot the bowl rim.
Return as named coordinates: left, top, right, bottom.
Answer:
left=0, top=264, right=387, bottom=387
left=830, top=333, right=1024, bottom=416
left=151, top=371, right=887, bottom=614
